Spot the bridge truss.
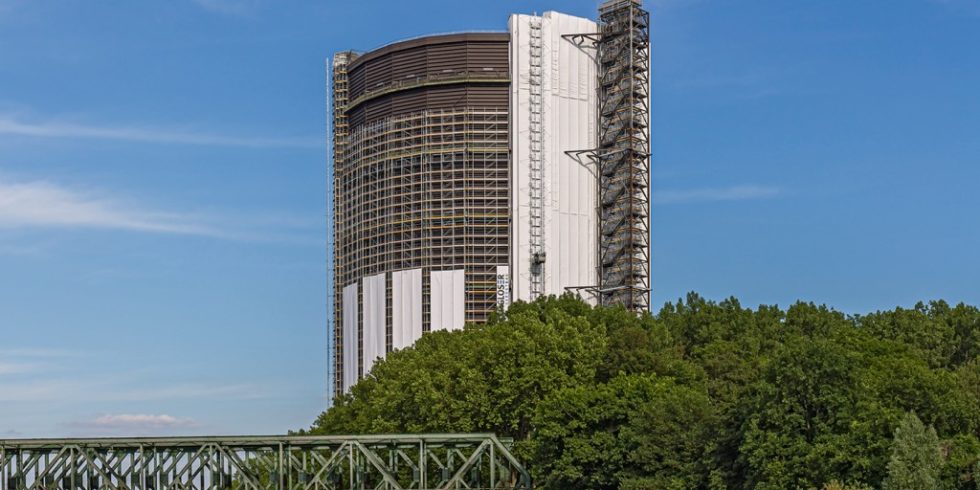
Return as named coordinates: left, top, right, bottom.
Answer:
left=0, top=434, right=531, bottom=490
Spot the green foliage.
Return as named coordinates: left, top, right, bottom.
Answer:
left=957, top=357, right=980, bottom=438
left=823, top=481, right=874, bottom=490
left=882, top=412, right=942, bottom=490
left=531, top=373, right=715, bottom=489
left=859, top=301, right=980, bottom=369
left=313, top=295, right=606, bottom=457
left=737, top=336, right=875, bottom=489
left=310, top=293, right=980, bottom=489
left=941, top=434, right=980, bottom=490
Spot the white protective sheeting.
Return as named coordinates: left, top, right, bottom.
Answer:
left=509, top=12, right=599, bottom=305
left=361, top=272, right=386, bottom=376
left=430, top=269, right=465, bottom=332
left=392, top=268, right=423, bottom=350
left=342, top=282, right=359, bottom=392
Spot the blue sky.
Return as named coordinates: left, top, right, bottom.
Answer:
left=1, top=0, right=979, bottom=438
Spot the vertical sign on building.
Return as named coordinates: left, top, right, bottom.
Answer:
left=496, top=265, right=511, bottom=312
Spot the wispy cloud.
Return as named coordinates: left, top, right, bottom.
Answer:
left=0, top=378, right=263, bottom=403
left=0, top=348, right=80, bottom=358
left=0, top=348, right=72, bottom=376
left=654, top=185, right=783, bottom=204
left=0, top=115, right=320, bottom=148
left=0, top=347, right=253, bottom=435
left=0, top=361, right=40, bottom=375
left=0, top=175, right=321, bottom=244
left=0, top=178, right=227, bottom=237
left=66, top=414, right=198, bottom=436
left=0, top=346, right=265, bottom=403
left=121, top=384, right=262, bottom=401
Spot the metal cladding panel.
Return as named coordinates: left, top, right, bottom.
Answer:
left=391, top=48, right=426, bottom=79
left=362, top=273, right=386, bottom=376
left=348, top=85, right=509, bottom=128
left=342, top=282, right=359, bottom=392
left=427, top=43, right=464, bottom=72
left=345, top=33, right=510, bottom=127
left=430, top=269, right=465, bottom=332
left=392, top=268, right=423, bottom=350
left=509, top=12, right=599, bottom=305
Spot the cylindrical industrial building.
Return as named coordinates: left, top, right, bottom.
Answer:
left=330, top=4, right=649, bottom=395
left=331, top=34, right=512, bottom=394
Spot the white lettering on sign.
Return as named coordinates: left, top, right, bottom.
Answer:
left=496, top=265, right=511, bottom=312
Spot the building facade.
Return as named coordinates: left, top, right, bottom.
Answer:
left=330, top=3, right=649, bottom=395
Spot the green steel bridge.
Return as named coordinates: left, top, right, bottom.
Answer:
left=0, top=434, right=531, bottom=490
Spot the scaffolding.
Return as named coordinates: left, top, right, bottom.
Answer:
left=597, top=0, right=650, bottom=311
left=564, top=0, right=650, bottom=312
left=596, top=0, right=651, bottom=311
left=527, top=18, right=546, bottom=300
left=331, top=51, right=355, bottom=398
left=333, top=107, right=510, bottom=392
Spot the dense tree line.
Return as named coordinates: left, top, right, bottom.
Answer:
left=310, top=294, right=980, bottom=489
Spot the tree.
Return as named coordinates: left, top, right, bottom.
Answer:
left=882, top=412, right=942, bottom=490
left=309, top=293, right=980, bottom=489
left=313, top=295, right=606, bottom=455
left=823, top=482, right=873, bottom=490
left=531, top=374, right=716, bottom=490
left=859, top=301, right=980, bottom=369
left=736, top=335, right=876, bottom=489
left=622, top=376, right=718, bottom=489
left=957, top=357, right=980, bottom=439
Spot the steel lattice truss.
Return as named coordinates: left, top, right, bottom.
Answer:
left=0, top=434, right=531, bottom=490
left=564, top=0, right=651, bottom=312
left=595, top=0, right=651, bottom=311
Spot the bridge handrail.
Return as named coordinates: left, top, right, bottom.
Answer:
left=0, top=433, right=511, bottom=449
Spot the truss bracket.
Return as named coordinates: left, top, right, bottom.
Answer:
left=562, top=33, right=602, bottom=47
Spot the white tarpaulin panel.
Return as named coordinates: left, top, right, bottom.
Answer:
left=392, top=268, right=423, bottom=350
left=362, top=272, right=386, bottom=375
left=342, top=282, right=359, bottom=392
left=509, top=11, right=598, bottom=305
left=430, top=269, right=465, bottom=332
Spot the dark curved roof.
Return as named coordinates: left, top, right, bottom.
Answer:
left=344, top=32, right=510, bottom=127
left=348, top=32, right=508, bottom=72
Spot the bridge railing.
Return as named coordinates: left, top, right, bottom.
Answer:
left=0, top=434, right=531, bottom=490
